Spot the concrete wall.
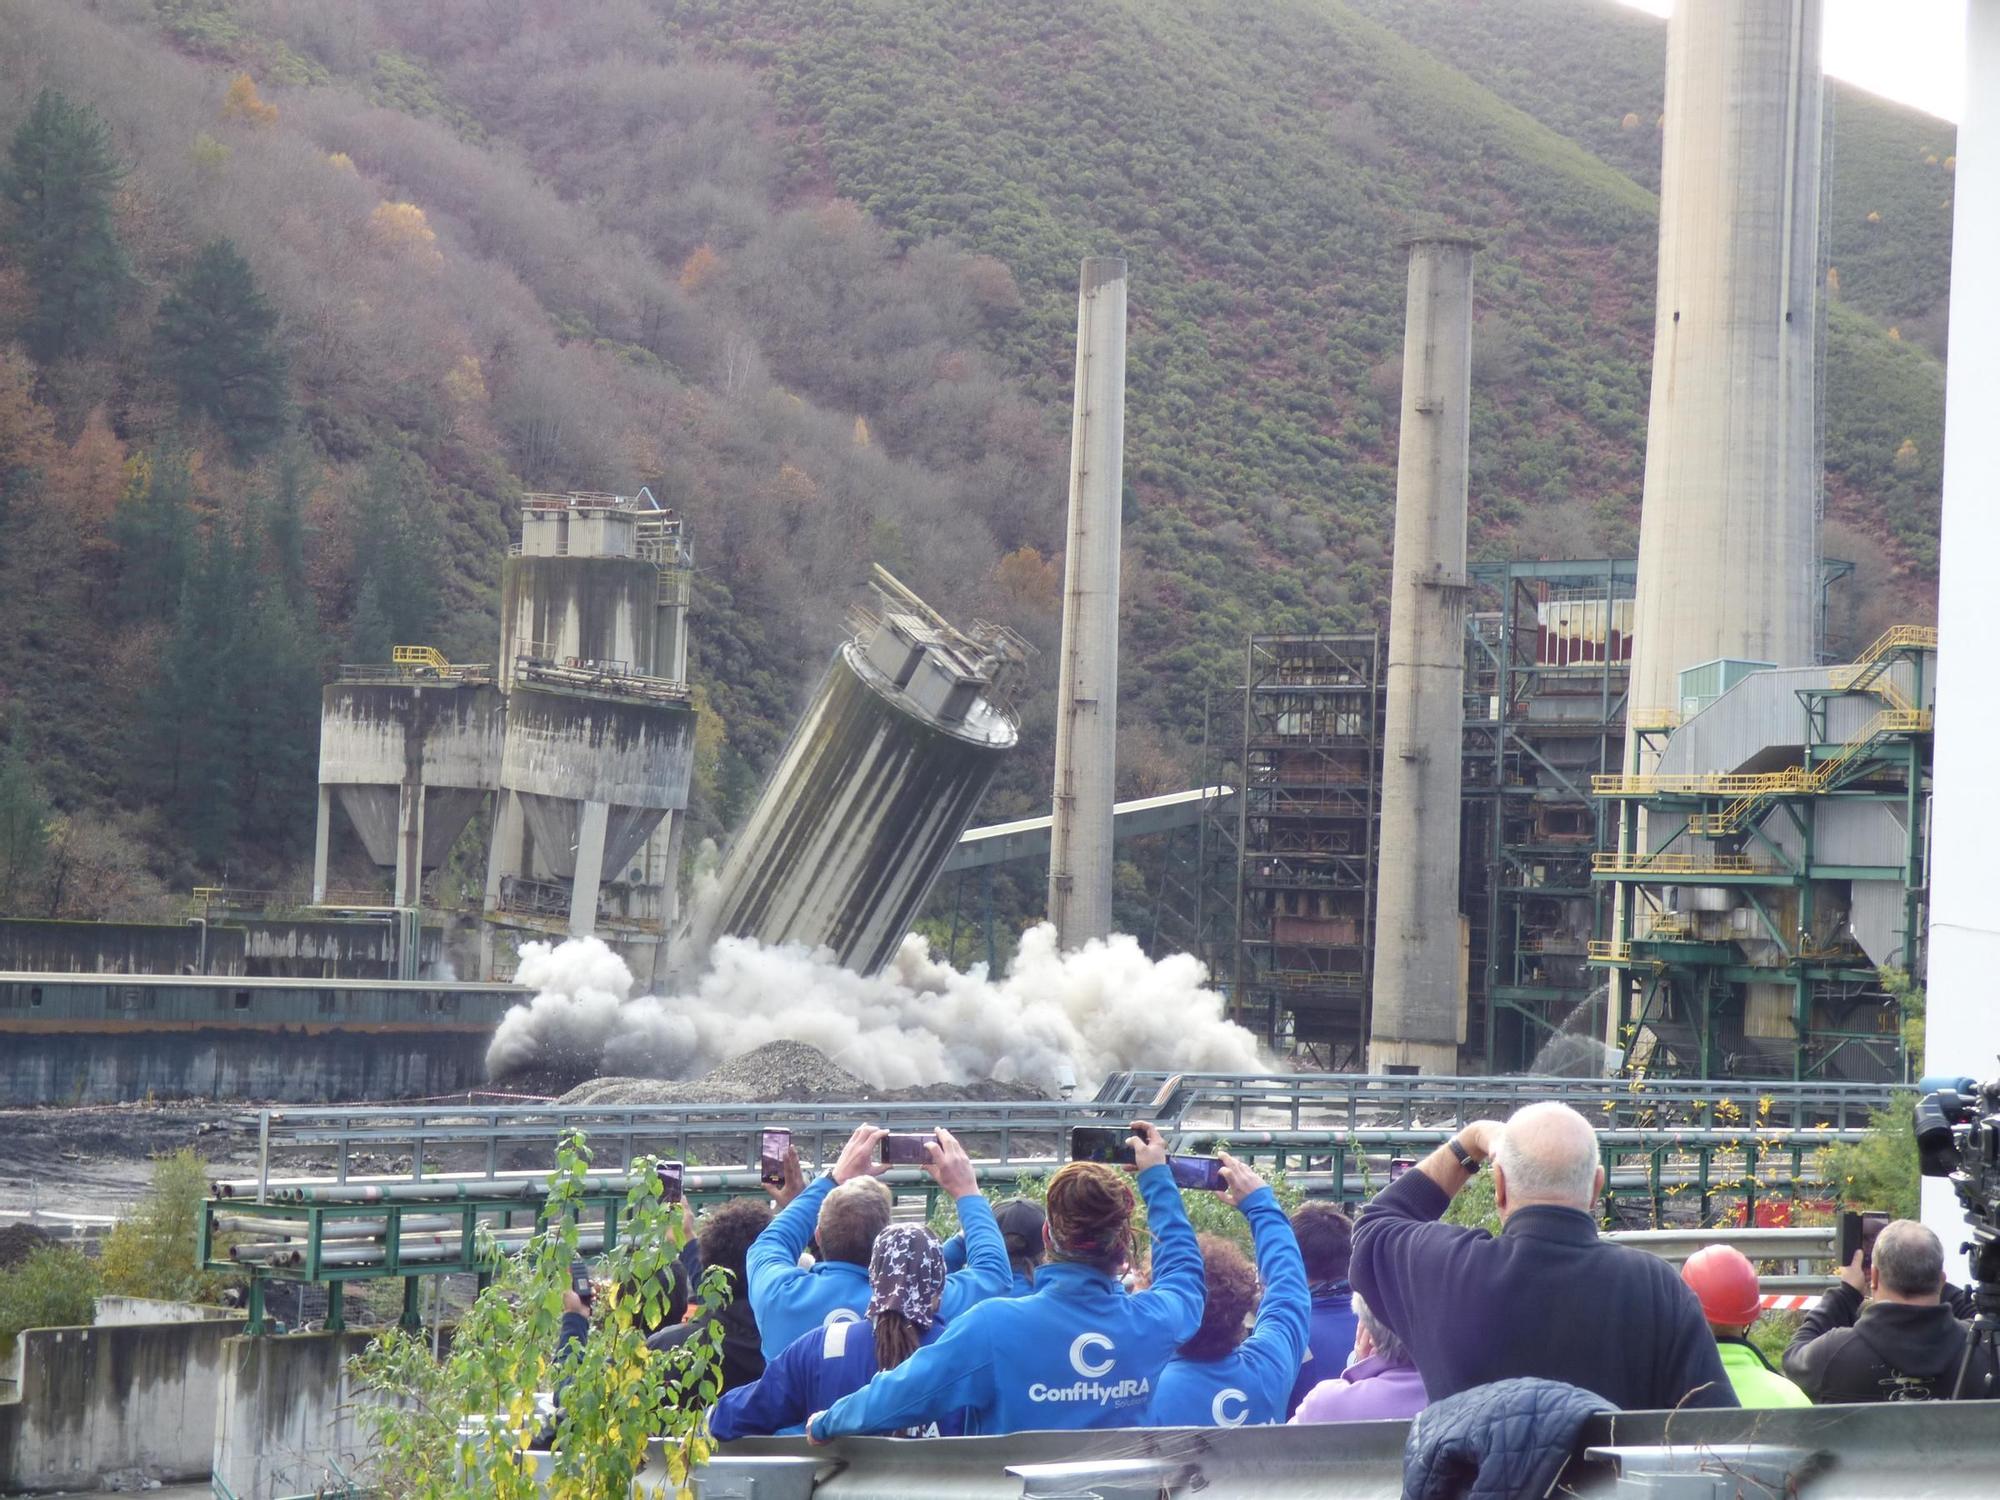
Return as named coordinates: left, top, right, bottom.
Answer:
left=0, top=920, right=240, bottom=976
left=212, top=1330, right=381, bottom=1500
left=95, top=1297, right=240, bottom=1328
left=0, top=1315, right=243, bottom=1492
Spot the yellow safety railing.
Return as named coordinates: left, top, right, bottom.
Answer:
left=1586, top=939, right=1632, bottom=963
left=1639, top=912, right=1692, bottom=939
left=1591, top=851, right=1763, bottom=876
left=392, top=645, right=450, bottom=671
left=1627, top=708, right=1682, bottom=733
left=1593, top=770, right=1805, bottom=797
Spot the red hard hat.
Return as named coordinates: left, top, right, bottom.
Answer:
left=1682, top=1245, right=1762, bottom=1327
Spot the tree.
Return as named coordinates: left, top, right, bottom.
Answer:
left=0, top=90, right=128, bottom=361
left=111, top=447, right=196, bottom=623
left=348, top=1134, right=724, bottom=1499
left=0, top=1244, right=100, bottom=1353
left=0, top=731, right=51, bottom=914
left=154, top=239, right=290, bottom=458
left=348, top=449, right=442, bottom=651
left=99, top=1149, right=235, bottom=1304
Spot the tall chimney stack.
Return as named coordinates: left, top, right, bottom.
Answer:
left=1628, top=0, right=1824, bottom=724
left=1369, top=235, right=1479, bottom=1075
left=1047, top=256, right=1127, bottom=950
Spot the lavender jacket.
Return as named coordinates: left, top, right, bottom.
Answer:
left=1287, top=1353, right=1429, bottom=1423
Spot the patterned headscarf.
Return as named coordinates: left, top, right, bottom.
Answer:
left=867, top=1224, right=947, bottom=1328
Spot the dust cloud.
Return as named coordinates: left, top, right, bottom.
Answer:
left=485, top=924, right=1268, bottom=1091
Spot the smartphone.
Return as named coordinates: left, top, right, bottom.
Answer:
left=1070, top=1125, right=1138, bottom=1167
left=1167, top=1154, right=1227, bottom=1192
left=1388, top=1157, right=1417, bottom=1183
left=879, top=1133, right=938, bottom=1166
left=1837, top=1209, right=1891, bottom=1270
left=659, top=1160, right=684, bottom=1204
left=758, top=1128, right=791, bottom=1187
left=570, top=1260, right=595, bottom=1306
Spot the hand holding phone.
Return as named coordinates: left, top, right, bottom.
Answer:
left=879, top=1132, right=940, bottom=1166
left=658, top=1160, right=684, bottom=1204
left=758, top=1129, right=792, bottom=1187
left=1069, top=1125, right=1137, bottom=1167
left=1167, top=1153, right=1228, bottom=1192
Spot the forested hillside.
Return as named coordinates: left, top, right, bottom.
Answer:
left=0, top=0, right=1954, bottom=933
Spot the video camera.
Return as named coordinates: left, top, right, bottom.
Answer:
left=1914, top=1073, right=2000, bottom=1398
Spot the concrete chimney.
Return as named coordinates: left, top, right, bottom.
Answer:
left=1047, top=256, right=1127, bottom=950
left=1628, top=0, right=1824, bottom=724
left=1369, top=235, right=1479, bottom=1076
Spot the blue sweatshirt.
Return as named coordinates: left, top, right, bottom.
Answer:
left=746, top=1177, right=1012, bottom=1360
left=810, top=1164, right=1205, bottom=1439
left=709, top=1318, right=962, bottom=1440
left=941, top=1233, right=1038, bottom=1298
left=1145, top=1186, right=1310, bottom=1427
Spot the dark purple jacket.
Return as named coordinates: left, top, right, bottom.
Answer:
left=1350, top=1170, right=1736, bottom=1412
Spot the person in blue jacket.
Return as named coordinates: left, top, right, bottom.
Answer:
left=1145, top=1152, right=1309, bottom=1427
left=711, top=1223, right=967, bottom=1439
left=940, top=1196, right=1046, bottom=1298
left=746, top=1123, right=1011, bottom=1360
left=804, top=1120, right=1204, bottom=1440
left=1285, top=1201, right=1358, bottom=1416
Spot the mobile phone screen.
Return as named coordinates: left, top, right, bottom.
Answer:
left=1069, top=1126, right=1137, bottom=1167
left=659, top=1160, right=684, bottom=1203
left=1388, top=1157, right=1416, bottom=1182
left=759, top=1129, right=791, bottom=1184
left=879, top=1133, right=937, bottom=1166
left=1167, top=1154, right=1226, bottom=1192
left=1860, top=1210, right=1889, bottom=1269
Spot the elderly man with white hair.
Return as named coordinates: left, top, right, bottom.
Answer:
left=1349, top=1100, right=1736, bottom=1410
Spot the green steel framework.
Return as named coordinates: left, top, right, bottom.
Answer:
left=1462, top=560, right=1637, bottom=1073
left=1591, top=641, right=1932, bottom=1081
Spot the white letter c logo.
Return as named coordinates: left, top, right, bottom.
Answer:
left=1069, top=1332, right=1115, bottom=1377
left=1212, top=1388, right=1250, bottom=1427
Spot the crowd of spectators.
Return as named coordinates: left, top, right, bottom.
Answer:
left=550, top=1101, right=1995, bottom=1446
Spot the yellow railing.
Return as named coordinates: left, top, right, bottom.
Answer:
left=1586, top=940, right=1632, bottom=963
left=1627, top=708, right=1682, bottom=733
left=1639, top=912, right=1692, bottom=939
left=1593, top=770, right=1805, bottom=797
left=392, top=645, right=450, bottom=671
left=1591, top=851, right=1763, bottom=876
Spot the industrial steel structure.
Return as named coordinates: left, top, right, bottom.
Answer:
left=1047, top=256, right=1128, bottom=952
left=1592, top=628, right=1934, bottom=1081
left=1231, top=634, right=1382, bottom=1067
left=1462, top=559, right=1636, bottom=1074
left=679, top=568, right=1024, bottom=976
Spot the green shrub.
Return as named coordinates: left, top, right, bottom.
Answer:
left=0, top=1244, right=101, bottom=1351
left=1816, top=1096, right=1920, bottom=1221
left=99, top=1148, right=235, bottom=1305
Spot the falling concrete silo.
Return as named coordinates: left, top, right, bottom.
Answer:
left=682, top=568, right=1024, bottom=975
left=1368, top=235, right=1479, bottom=1076
left=1628, top=0, right=1824, bottom=722
left=312, top=673, right=504, bottom=910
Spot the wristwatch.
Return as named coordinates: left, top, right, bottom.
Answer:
left=1446, top=1136, right=1482, bottom=1175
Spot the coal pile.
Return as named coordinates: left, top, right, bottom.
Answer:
left=0, top=1221, right=55, bottom=1269
left=556, top=1040, right=1046, bottom=1108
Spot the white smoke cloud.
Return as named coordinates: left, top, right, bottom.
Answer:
left=486, top=923, right=1268, bottom=1090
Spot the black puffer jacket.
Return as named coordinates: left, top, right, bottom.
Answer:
left=1403, top=1377, right=1614, bottom=1500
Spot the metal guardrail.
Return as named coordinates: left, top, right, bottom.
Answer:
left=711, top=1401, right=2000, bottom=1499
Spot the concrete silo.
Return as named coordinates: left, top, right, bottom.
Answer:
left=682, top=568, right=1024, bottom=976
left=312, top=670, right=505, bottom=912
left=1368, top=235, right=1479, bottom=1076
left=483, top=494, right=697, bottom=980
left=1628, top=0, right=1825, bottom=723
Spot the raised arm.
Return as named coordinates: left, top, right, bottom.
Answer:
left=1131, top=1122, right=1204, bottom=1343
left=930, top=1127, right=1012, bottom=1319
left=1349, top=1120, right=1498, bottom=1339
left=1221, top=1155, right=1311, bottom=1391
left=747, top=1125, right=887, bottom=1317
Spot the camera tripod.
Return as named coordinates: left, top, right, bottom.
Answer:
left=1952, top=1231, right=2000, bottom=1400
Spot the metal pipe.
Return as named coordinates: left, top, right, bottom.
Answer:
left=212, top=1213, right=462, bottom=1239
left=1047, top=254, right=1127, bottom=951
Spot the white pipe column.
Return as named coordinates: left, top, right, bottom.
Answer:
left=1923, top=0, right=2000, bottom=1280
left=1047, top=256, right=1127, bottom=950
left=1369, top=235, right=1479, bottom=1075
left=311, top=784, right=332, bottom=904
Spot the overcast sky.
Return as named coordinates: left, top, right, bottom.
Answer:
left=1617, top=0, right=1965, bottom=122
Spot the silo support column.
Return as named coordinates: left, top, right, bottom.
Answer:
left=312, top=785, right=332, bottom=904
left=394, top=782, right=426, bottom=911
left=570, top=801, right=610, bottom=938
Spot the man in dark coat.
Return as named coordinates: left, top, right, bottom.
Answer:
left=1783, top=1218, right=1996, bottom=1402
left=1351, top=1101, right=1735, bottom=1412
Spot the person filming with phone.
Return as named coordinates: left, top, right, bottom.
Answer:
left=802, top=1120, right=1205, bottom=1439
left=1783, top=1218, right=1998, bottom=1402
left=746, top=1123, right=1011, bottom=1360
left=1144, top=1151, right=1309, bottom=1427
